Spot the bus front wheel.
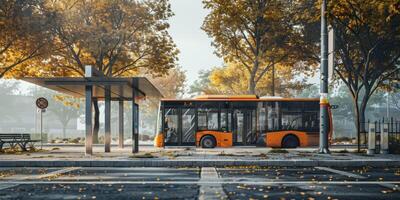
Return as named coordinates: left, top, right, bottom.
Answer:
left=200, top=135, right=216, bottom=148
left=281, top=135, right=299, bottom=148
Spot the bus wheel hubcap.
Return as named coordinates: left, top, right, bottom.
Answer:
left=204, top=139, right=212, bottom=147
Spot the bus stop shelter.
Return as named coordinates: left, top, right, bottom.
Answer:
left=23, top=66, right=162, bottom=155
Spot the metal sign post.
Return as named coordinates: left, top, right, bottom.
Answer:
left=36, top=97, right=48, bottom=150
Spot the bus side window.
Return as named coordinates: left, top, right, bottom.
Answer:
left=198, top=109, right=207, bottom=130
left=207, top=111, right=218, bottom=130
left=221, top=111, right=227, bottom=131
left=220, top=109, right=232, bottom=132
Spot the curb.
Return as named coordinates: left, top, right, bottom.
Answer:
left=1, top=160, right=399, bottom=167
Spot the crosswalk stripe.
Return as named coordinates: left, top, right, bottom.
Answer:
left=199, top=167, right=228, bottom=200
left=315, top=166, right=397, bottom=190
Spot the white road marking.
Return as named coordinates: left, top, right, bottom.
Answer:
left=0, top=167, right=81, bottom=191
left=315, top=166, right=397, bottom=190
left=199, top=167, right=228, bottom=200
left=0, top=184, right=18, bottom=191
left=32, top=167, right=81, bottom=180
left=315, top=167, right=366, bottom=179
left=0, top=180, right=399, bottom=185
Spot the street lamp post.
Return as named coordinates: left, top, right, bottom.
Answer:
left=319, top=0, right=330, bottom=154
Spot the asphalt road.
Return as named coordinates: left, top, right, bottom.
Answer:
left=0, top=166, right=399, bottom=200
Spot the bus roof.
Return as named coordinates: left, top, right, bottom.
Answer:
left=194, top=95, right=258, bottom=100
left=161, top=95, right=319, bottom=102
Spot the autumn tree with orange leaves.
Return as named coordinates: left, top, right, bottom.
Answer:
left=1, top=0, right=179, bottom=143
left=202, top=0, right=317, bottom=95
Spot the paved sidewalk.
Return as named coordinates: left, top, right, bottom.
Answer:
left=1, top=145, right=399, bottom=167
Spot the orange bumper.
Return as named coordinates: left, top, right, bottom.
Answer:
left=154, top=133, right=164, bottom=147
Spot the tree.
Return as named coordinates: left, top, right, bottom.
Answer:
left=23, top=0, right=179, bottom=143
left=330, top=0, right=400, bottom=149
left=0, top=0, right=52, bottom=78
left=208, top=62, right=306, bottom=96
left=297, top=84, right=319, bottom=98
left=51, top=95, right=83, bottom=138
left=139, top=67, right=186, bottom=135
left=29, top=87, right=83, bottom=139
left=188, top=70, right=217, bottom=96
left=202, top=0, right=316, bottom=94
left=296, top=0, right=400, bottom=150
left=189, top=62, right=306, bottom=96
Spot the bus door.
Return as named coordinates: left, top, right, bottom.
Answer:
left=181, top=108, right=196, bottom=145
left=164, top=107, right=196, bottom=146
left=233, top=109, right=257, bottom=145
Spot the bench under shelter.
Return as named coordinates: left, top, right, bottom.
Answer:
left=0, top=133, right=40, bottom=151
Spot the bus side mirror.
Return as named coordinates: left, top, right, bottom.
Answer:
left=330, top=105, right=339, bottom=109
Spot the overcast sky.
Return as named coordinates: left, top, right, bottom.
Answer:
left=168, top=0, right=223, bottom=85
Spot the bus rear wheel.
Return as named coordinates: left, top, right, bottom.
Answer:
left=200, top=135, right=216, bottom=148
left=282, top=135, right=299, bottom=148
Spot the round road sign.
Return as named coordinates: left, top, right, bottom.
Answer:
left=36, top=97, right=48, bottom=109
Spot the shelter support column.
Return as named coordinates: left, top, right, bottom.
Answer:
left=132, top=88, right=139, bottom=153
left=119, top=100, right=124, bottom=148
left=105, top=86, right=111, bottom=153
left=85, top=85, right=93, bottom=155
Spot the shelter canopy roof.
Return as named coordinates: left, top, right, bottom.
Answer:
left=23, top=77, right=162, bottom=100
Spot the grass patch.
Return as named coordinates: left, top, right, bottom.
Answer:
left=253, top=153, right=268, bottom=158
left=269, top=149, right=289, bottom=153
left=217, top=151, right=237, bottom=156
left=160, top=151, right=179, bottom=158
left=0, top=147, right=47, bottom=155
left=352, top=149, right=367, bottom=154
left=130, top=153, right=156, bottom=159
left=0, top=171, right=16, bottom=178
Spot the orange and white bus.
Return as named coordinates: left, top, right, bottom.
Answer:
left=154, top=95, right=333, bottom=148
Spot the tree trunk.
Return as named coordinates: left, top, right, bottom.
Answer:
left=93, top=98, right=100, bottom=144
left=62, top=125, right=66, bottom=139
left=359, top=90, right=369, bottom=151
left=351, top=94, right=361, bottom=152
left=360, top=97, right=368, bottom=133
left=352, top=91, right=369, bottom=153
left=271, top=64, right=275, bottom=96
left=248, top=60, right=258, bottom=95
left=248, top=78, right=256, bottom=95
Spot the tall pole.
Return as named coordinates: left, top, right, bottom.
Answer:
left=319, top=0, right=330, bottom=154
left=40, top=109, right=43, bottom=150
left=104, top=86, right=111, bottom=153
left=119, top=99, right=124, bottom=149
left=271, top=64, right=275, bottom=96
left=85, top=65, right=93, bottom=155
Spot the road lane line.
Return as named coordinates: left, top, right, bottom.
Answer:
left=0, top=180, right=399, bottom=185
left=199, top=167, right=228, bottom=200
left=315, top=167, right=366, bottom=179
left=0, top=167, right=81, bottom=191
left=315, top=166, right=397, bottom=190
left=27, top=167, right=82, bottom=180
left=0, top=184, right=18, bottom=191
